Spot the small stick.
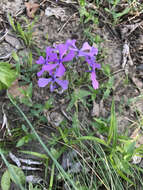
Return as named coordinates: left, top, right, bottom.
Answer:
left=58, top=12, right=78, bottom=33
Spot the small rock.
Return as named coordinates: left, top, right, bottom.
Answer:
left=132, top=155, right=142, bottom=164
left=5, top=34, right=21, bottom=49
left=49, top=111, right=64, bottom=127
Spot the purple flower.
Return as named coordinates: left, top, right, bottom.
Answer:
left=36, top=39, right=100, bottom=91
left=36, top=47, right=58, bottom=77
left=36, top=47, right=56, bottom=65
left=54, top=43, right=75, bottom=64
left=40, top=43, right=75, bottom=77
left=86, top=56, right=101, bottom=71
left=78, top=42, right=98, bottom=57
left=85, top=51, right=100, bottom=90
left=36, top=56, right=45, bottom=65
left=38, top=69, right=69, bottom=92
left=91, top=71, right=99, bottom=89
left=66, top=39, right=98, bottom=58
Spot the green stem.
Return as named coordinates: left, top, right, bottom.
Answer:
left=8, top=93, right=78, bottom=190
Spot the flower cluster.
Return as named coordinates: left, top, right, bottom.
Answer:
left=36, top=39, right=100, bottom=92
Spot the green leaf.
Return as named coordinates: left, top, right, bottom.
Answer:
left=107, top=99, right=117, bottom=147
left=50, top=148, right=60, bottom=160
left=17, top=22, right=27, bottom=45
left=123, top=141, right=136, bottom=161
left=12, top=51, right=19, bottom=62
left=72, top=113, right=80, bottom=134
left=103, top=77, right=114, bottom=99
left=67, top=95, right=76, bottom=110
left=16, top=136, right=28, bottom=147
left=77, top=136, right=109, bottom=147
left=28, top=183, right=42, bottom=190
left=105, top=8, right=112, bottom=14
left=1, top=170, right=11, bottom=190
left=67, top=89, right=91, bottom=110
left=116, top=169, right=134, bottom=185
left=0, top=82, right=7, bottom=90
left=114, top=7, right=130, bottom=18
left=49, top=163, right=55, bottom=190
left=26, top=83, right=33, bottom=98
left=58, top=128, right=69, bottom=144
left=76, top=89, right=91, bottom=99
left=12, top=51, right=20, bottom=74
left=9, top=164, right=25, bottom=185
left=102, top=64, right=111, bottom=76
left=29, top=182, right=34, bottom=190
left=20, top=150, right=49, bottom=160
left=110, top=153, right=133, bottom=182
left=28, top=52, right=33, bottom=67
left=44, top=98, right=54, bottom=109
left=0, top=62, right=16, bottom=90
left=8, top=14, right=16, bottom=31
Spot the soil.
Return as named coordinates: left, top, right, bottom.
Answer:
left=0, top=0, right=143, bottom=189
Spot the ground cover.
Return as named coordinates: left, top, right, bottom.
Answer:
left=0, top=0, right=143, bottom=189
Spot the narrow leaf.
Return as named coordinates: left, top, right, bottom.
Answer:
left=77, top=136, right=109, bottom=147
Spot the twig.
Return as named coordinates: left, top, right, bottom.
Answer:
left=99, top=69, right=125, bottom=82
left=58, top=12, right=78, bottom=33
left=0, top=29, right=8, bottom=42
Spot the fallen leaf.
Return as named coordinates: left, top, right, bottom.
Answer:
left=130, top=128, right=143, bottom=147
left=91, top=101, right=100, bottom=117
left=130, top=128, right=139, bottom=139
left=25, top=2, right=40, bottom=18
left=45, top=7, right=67, bottom=21
left=8, top=79, right=28, bottom=98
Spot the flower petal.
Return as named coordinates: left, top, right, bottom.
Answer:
left=46, top=47, right=58, bottom=63
left=66, top=39, right=76, bottom=48
left=46, top=47, right=51, bottom=55
left=78, top=43, right=98, bottom=57
left=86, top=57, right=101, bottom=70
left=38, top=78, right=52, bottom=87
left=48, top=53, right=58, bottom=63
left=81, top=42, right=91, bottom=52
left=55, top=79, right=69, bottom=90
left=37, top=69, right=45, bottom=77
left=42, top=63, right=58, bottom=71
left=91, top=72, right=99, bottom=89
left=55, top=63, right=65, bottom=77
left=93, top=62, right=101, bottom=69
left=62, top=50, right=75, bottom=62
left=90, top=47, right=98, bottom=56
left=78, top=42, right=91, bottom=57
left=56, top=44, right=67, bottom=58
left=50, top=82, right=55, bottom=92
left=36, top=56, right=45, bottom=64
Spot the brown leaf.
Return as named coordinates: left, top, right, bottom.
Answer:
left=8, top=79, right=28, bottom=98
left=91, top=101, right=100, bottom=117
left=130, top=128, right=140, bottom=139
left=25, top=2, right=40, bottom=18
left=130, top=128, right=143, bottom=148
